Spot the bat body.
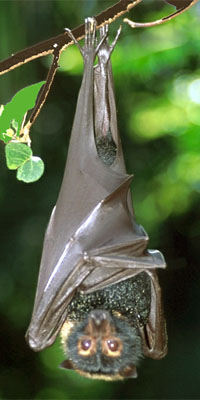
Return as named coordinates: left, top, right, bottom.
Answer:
left=26, top=19, right=167, bottom=380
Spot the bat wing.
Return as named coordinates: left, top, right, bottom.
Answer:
left=138, top=270, right=168, bottom=360
left=26, top=43, right=132, bottom=350
left=26, top=175, right=165, bottom=351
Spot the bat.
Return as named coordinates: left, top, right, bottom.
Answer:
left=26, top=18, right=167, bottom=381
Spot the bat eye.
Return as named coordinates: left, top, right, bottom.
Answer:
left=102, top=337, right=122, bottom=357
left=106, top=339, right=119, bottom=352
left=77, top=337, right=96, bottom=356
left=81, top=339, right=92, bottom=351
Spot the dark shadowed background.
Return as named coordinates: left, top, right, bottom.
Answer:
left=0, top=1, right=200, bottom=399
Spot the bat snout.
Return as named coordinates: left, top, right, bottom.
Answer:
left=89, top=310, right=109, bottom=326
left=85, top=309, right=114, bottom=337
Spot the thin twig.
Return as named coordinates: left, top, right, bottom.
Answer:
left=124, top=0, right=199, bottom=28
left=20, top=48, right=61, bottom=141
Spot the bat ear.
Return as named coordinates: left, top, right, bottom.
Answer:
left=121, top=365, right=138, bottom=379
left=59, top=359, right=75, bottom=370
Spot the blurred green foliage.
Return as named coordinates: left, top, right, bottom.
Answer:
left=0, top=1, right=200, bottom=399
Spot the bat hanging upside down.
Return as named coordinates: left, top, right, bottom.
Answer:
left=26, top=18, right=168, bottom=381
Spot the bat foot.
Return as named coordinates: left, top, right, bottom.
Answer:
left=96, top=24, right=122, bottom=64
left=65, top=19, right=121, bottom=63
left=85, top=17, right=96, bottom=50
left=65, top=18, right=97, bottom=58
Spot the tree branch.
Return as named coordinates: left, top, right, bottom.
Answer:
left=0, top=0, right=198, bottom=138
left=0, top=0, right=142, bottom=76
left=0, top=0, right=198, bottom=76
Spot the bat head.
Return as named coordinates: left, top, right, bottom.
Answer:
left=60, top=309, right=142, bottom=380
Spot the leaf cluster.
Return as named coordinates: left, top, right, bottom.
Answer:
left=0, top=82, right=45, bottom=182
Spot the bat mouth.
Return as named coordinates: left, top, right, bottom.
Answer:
left=60, top=359, right=138, bottom=380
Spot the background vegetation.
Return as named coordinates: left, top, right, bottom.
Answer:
left=0, top=1, right=200, bottom=398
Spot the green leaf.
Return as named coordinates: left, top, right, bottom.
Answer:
left=0, top=81, right=46, bottom=143
left=5, top=142, right=32, bottom=170
left=17, top=156, right=44, bottom=183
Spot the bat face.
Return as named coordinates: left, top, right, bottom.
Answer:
left=60, top=309, right=141, bottom=380
left=26, top=18, right=168, bottom=380
left=60, top=272, right=151, bottom=380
